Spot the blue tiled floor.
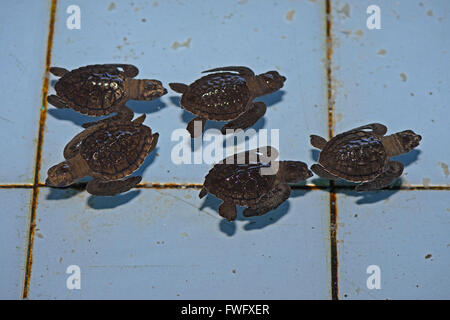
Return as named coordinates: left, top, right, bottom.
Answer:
left=1, top=0, right=449, bottom=299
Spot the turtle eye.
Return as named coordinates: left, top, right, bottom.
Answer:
left=110, top=82, right=118, bottom=89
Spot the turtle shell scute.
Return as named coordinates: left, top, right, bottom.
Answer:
left=181, top=73, right=250, bottom=120
left=80, top=122, right=153, bottom=179
left=319, top=131, right=387, bottom=181
left=204, top=163, right=277, bottom=205
left=54, top=65, right=128, bottom=115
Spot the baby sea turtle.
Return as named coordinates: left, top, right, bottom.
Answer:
left=169, top=66, right=286, bottom=137
left=199, top=147, right=312, bottom=221
left=310, top=123, right=422, bottom=191
left=46, top=114, right=158, bottom=196
left=47, top=64, right=167, bottom=128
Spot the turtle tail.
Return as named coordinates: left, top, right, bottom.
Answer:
left=169, top=83, right=188, bottom=94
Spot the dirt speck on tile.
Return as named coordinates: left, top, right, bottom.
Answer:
left=425, top=254, right=432, bottom=259
left=377, top=49, right=387, bottom=55
left=337, top=3, right=350, bottom=18
left=108, top=2, right=116, bottom=11
left=239, top=0, right=247, bottom=4
left=232, top=269, right=236, bottom=274
left=141, top=18, right=146, bottom=22
left=153, top=1, right=158, bottom=7
left=36, top=232, right=44, bottom=239
left=427, top=10, right=433, bottom=16
left=171, top=38, right=191, bottom=50
left=400, top=73, right=407, bottom=82
left=286, top=10, right=295, bottom=21
left=354, top=29, right=364, bottom=37
left=438, top=162, right=449, bottom=177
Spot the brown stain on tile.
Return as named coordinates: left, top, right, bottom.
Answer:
left=108, top=2, right=116, bottom=10
left=400, top=73, right=407, bottom=82
left=438, top=162, right=449, bottom=178
left=377, top=49, right=387, bottom=55
left=171, top=38, right=191, bottom=50
left=286, top=10, right=295, bottom=21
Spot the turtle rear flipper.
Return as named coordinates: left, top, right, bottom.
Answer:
left=87, top=176, right=142, bottom=196
left=356, top=161, right=404, bottom=192
left=243, top=183, right=291, bottom=217
left=221, top=102, right=266, bottom=134
left=169, top=83, right=189, bottom=94
left=199, top=187, right=208, bottom=199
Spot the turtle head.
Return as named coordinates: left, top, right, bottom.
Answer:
left=279, top=161, right=313, bottom=183
left=46, top=162, right=77, bottom=188
left=394, top=130, right=422, bottom=153
left=134, top=79, right=167, bottom=100
left=257, top=71, right=286, bottom=95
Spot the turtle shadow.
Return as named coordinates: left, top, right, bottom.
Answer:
left=336, top=184, right=402, bottom=205
left=45, top=187, right=85, bottom=200
left=254, top=90, right=286, bottom=108
left=45, top=183, right=141, bottom=208
left=87, top=190, right=141, bottom=209
left=47, top=98, right=166, bottom=127
left=199, top=189, right=309, bottom=236
left=391, top=149, right=421, bottom=167
left=132, top=146, right=159, bottom=178
left=48, top=108, right=103, bottom=127
left=171, top=94, right=270, bottom=134
left=126, top=98, right=167, bottom=115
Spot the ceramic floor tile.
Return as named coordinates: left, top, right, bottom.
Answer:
left=331, top=0, right=450, bottom=187
left=28, top=188, right=330, bottom=299
left=41, top=0, right=328, bottom=185
left=0, top=189, right=32, bottom=299
left=0, top=1, right=51, bottom=183
left=337, top=190, right=450, bottom=299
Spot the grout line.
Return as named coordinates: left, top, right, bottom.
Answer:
left=325, top=0, right=339, bottom=301
left=22, top=0, right=57, bottom=300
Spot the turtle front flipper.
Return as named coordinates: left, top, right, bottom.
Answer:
left=219, top=200, right=237, bottom=221
left=243, top=183, right=291, bottom=217
left=202, top=66, right=255, bottom=76
left=81, top=104, right=134, bottom=128
left=347, top=123, right=387, bottom=136
left=310, top=135, right=327, bottom=150
left=47, top=95, right=69, bottom=109
left=86, top=176, right=142, bottom=196
left=221, top=102, right=266, bottom=134
left=187, top=117, right=206, bottom=138
left=49, top=67, right=69, bottom=77
left=169, top=83, right=189, bottom=94
left=355, top=161, right=404, bottom=192
left=102, top=64, right=139, bottom=77
left=311, top=164, right=339, bottom=180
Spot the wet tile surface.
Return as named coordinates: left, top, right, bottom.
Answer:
left=0, top=189, right=32, bottom=299
left=331, top=0, right=450, bottom=187
left=337, top=190, right=450, bottom=299
left=0, top=1, right=50, bottom=183
left=28, top=188, right=330, bottom=299
left=41, top=0, right=328, bottom=184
